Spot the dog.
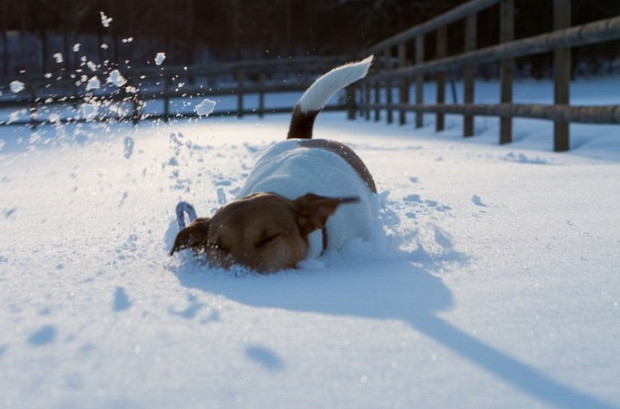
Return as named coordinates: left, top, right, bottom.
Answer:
left=170, top=55, right=376, bottom=273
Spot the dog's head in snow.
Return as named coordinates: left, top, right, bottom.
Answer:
left=169, top=56, right=375, bottom=273
left=170, top=192, right=359, bottom=272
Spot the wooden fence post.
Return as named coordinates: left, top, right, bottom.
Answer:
left=374, top=76, right=381, bottom=122
left=364, top=79, right=371, bottom=120
left=163, top=75, right=170, bottom=122
left=236, top=68, right=245, bottom=118
left=464, top=13, right=477, bottom=137
left=258, top=72, right=266, bottom=118
left=398, top=43, right=409, bottom=125
left=554, top=0, right=571, bottom=152
left=499, top=0, right=514, bottom=144
left=384, top=49, right=393, bottom=124
left=29, top=83, right=38, bottom=129
left=415, top=35, right=424, bottom=128
left=436, top=26, right=447, bottom=132
left=346, top=85, right=356, bottom=120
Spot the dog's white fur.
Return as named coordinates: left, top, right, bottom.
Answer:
left=237, top=139, right=377, bottom=259
left=298, top=55, right=373, bottom=113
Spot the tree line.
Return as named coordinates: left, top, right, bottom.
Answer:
left=1, top=0, right=618, bottom=77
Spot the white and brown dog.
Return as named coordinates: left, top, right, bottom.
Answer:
left=170, top=56, right=376, bottom=273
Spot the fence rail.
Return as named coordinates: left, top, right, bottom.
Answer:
left=355, top=0, right=620, bottom=152
left=0, top=56, right=349, bottom=126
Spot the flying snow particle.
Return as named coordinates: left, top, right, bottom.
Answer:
left=155, top=52, right=166, bottom=66
left=106, top=70, right=127, bottom=87
left=100, top=12, right=113, bottom=28
left=10, top=80, right=25, bottom=94
left=86, top=76, right=101, bottom=90
left=73, top=43, right=81, bottom=52
left=53, top=53, right=64, bottom=63
left=195, top=99, right=216, bottom=117
left=81, top=103, right=99, bottom=121
left=87, top=61, right=98, bottom=72
left=8, top=110, right=23, bottom=124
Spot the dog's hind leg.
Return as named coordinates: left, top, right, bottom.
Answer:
left=287, top=55, right=373, bottom=139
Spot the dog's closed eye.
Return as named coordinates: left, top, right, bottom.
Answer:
left=255, top=233, right=281, bottom=249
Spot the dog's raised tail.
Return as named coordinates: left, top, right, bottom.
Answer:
left=287, top=55, right=373, bottom=139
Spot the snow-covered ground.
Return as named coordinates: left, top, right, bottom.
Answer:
left=1, top=77, right=620, bottom=408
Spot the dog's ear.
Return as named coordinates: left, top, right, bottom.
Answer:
left=292, top=193, right=359, bottom=235
left=169, top=218, right=211, bottom=256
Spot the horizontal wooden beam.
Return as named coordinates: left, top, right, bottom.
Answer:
left=370, top=15, right=620, bottom=81
left=366, top=103, right=620, bottom=124
left=0, top=56, right=347, bottom=85
left=0, top=104, right=350, bottom=127
left=0, top=82, right=316, bottom=109
left=367, top=0, right=501, bottom=54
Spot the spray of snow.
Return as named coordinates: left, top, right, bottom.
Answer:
left=10, top=80, right=25, bottom=94
left=195, top=99, right=216, bottom=117
left=80, top=103, right=99, bottom=120
left=53, top=53, right=64, bottom=64
left=86, top=76, right=100, bottom=91
left=100, top=11, right=113, bottom=28
left=155, top=52, right=166, bottom=66
left=73, top=43, right=81, bottom=52
left=107, top=70, right=127, bottom=87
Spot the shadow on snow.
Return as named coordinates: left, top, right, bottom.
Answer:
left=168, top=239, right=615, bottom=409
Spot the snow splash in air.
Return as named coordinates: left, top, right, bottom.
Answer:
left=10, top=81, right=25, bottom=94
left=100, top=11, right=113, bottom=28
left=195, top=99, right=216, bottom=117
left=155, top=52, right=166, bottom=66
left=106, top=70, right=127, bottom=87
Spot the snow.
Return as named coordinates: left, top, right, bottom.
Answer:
left=1, top=76, right=620, bottom=409
left=9, top=80, right=25, bottom=93
left=80, top=102, right=99, bottom=120
left=106, top=69, right=127, bottom=87
left=155, top=52, right=166, bottom=66
left=194, top=98, right=216, bottom=117
left=86, top=76, right=101, bottom=91
left=100, top=11, right=113, bottom=28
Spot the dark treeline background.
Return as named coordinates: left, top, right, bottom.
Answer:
left=1, top=0, right=618, bottom=77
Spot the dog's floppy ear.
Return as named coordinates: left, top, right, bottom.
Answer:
left=292, top=193, right=359, bottom=235
left=169, top=218, right=211, bottom=256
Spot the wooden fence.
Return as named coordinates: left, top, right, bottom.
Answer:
left=355, top=0, right=620, bottom=152
left=0, top=56, right=349, bottom=127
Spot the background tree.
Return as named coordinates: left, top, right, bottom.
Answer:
left=0, top=0, right=617, bottom=76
